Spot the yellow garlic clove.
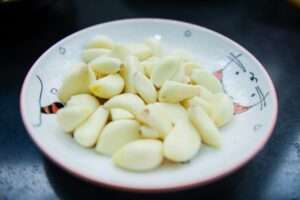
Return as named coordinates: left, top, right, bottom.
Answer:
left=145, top=37, right=163, bottom=57
left=137, top=102, right=188, bottom=138
left=67, top=93, right=100, bottom=111
left=111, top=43, right=131, bottom=61
left=188, top=106, right=221, bottom=148
left=210, top=93, right=234, bottom=127
left=96, top=120, right=140, bottom=155
left=129, top=43, right=152, bottom=61
left=169, top=49, right=194, bottom=63
left=137, top=105, right=173, bottom=139
left=58, top=63, right=96, bottom=102
left=134, top=72, right=157, bottom=104
left=146, top=102, right=188, bottom=123
left=141, top=57, right=160, bottom=78
left=121, top=56, right=143, bottom=93
left=183, top=62, right=202, bottom=76
left=103, top=93, right=145, bottom=117
left=191, top=68, right=223, bottom=93
left=171, top=63, right=186, bottom=83
left=163, top=121, right=201, bottom=162
left=113, top=139, right=163, bottom=171
left=85, top=35, right=114, bottom=49
left=151, top=56, right=180, bottom=88
left=110, top=108, right=134, bottom=121
left=74, top=107, right=108, bottom=147
left=90, top=74, right=124, bottom=99
left=57, top=106, right=93, bottom=133
left=198, top=85, right=214, bottom=101
left=159, top=80, right=201, bottom=103
left=81, top=48, right=111, bottom=63
left=89, top=56, right=121, bottom=75
left=140, top=126, right=160, bottom=139
left=182, top=96, right=214, bottom=118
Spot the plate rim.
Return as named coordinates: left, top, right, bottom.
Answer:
left=20, top=18, right=279, bottom=192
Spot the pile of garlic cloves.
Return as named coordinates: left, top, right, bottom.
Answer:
left=56, top=35, right=234, bottom=171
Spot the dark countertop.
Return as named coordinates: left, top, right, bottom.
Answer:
left=0, top=0, right=300, bottom=199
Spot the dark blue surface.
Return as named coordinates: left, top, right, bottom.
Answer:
left=0, top=0, right=300, bottom=199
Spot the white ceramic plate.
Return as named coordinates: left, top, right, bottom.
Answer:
left=20, top=18, right=278, bottom=192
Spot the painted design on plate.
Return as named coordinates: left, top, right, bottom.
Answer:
left=59, top=46, right=66, bottom=55
left=213, top=52, right=269, bottom=114
left=184, top=30, right=192, bottom=37
left=50, top=88, right=58, bottom=95
left=33, top=75, right=64, bottom=127
left=253, top=124, right=263, bottom=132
left=32, top=75, right=43, bottom=127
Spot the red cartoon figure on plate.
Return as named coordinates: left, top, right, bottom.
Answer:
left=213, top=52, right=269, bottom=114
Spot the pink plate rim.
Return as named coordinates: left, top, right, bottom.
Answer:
left=20, top=18, right=279, bottom=193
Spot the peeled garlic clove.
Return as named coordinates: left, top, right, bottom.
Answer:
left=140, top=126, right=160, bottom=139
left=111, top=43, right=131, bottom=61
left=57, top=106, right=92, bottom=132
left=210, top=93, right=234, bottom=127
left=89, top=56, right=121, bottom=75
left=121, top=56, right=142, bottom=93
left=110, top=108, right=134, bottom=121
left=96, top=120, right=140, bottom=155
left=90, top=74, right=124, bottom=99
left=104, top=93, right=145, bottom=117
left=151, top=56, right=180, bottom=88
left=81, top=48, right=111, bottom=63
left=145, top=37, right=162, bottom=57
left=58, top=94, right=99, bottom=133
left=159, top=80, right=201, bottom=103
left=138, top=103, right=188, bottom=137
left=113, top=139, right=163, bottom=171
left=85, top=35, right=114, bottom=49
left=58, top=63, right=96, bottom=102
left=67, top=94, right=100, bottom=111
left=191, top=68, right=223, bottom=93
left=183, top=62, right=201, bottom=76
left=182, top=96, right=214, bottom=118
left=134, top=72, right=157, bottom=104
left=171, top=64, right=186, bottom=83
left=74, top=107, right=108, bottom=147
left=188, top=106, right=221, bottom=148
left=198, top=85, right=214, bottom=101
left=163, top=121, right=201, bottom=162
left=129, top=43, right=152, bottom=61
left=147, top=102, right=188, bottom=123
left=184, top=76, right=192, bottom=84
left=137, top=105, right=173, bottom=139
left=141, top=57, right=160, bottom=78
left=169, top=49, right=193, bottom=63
